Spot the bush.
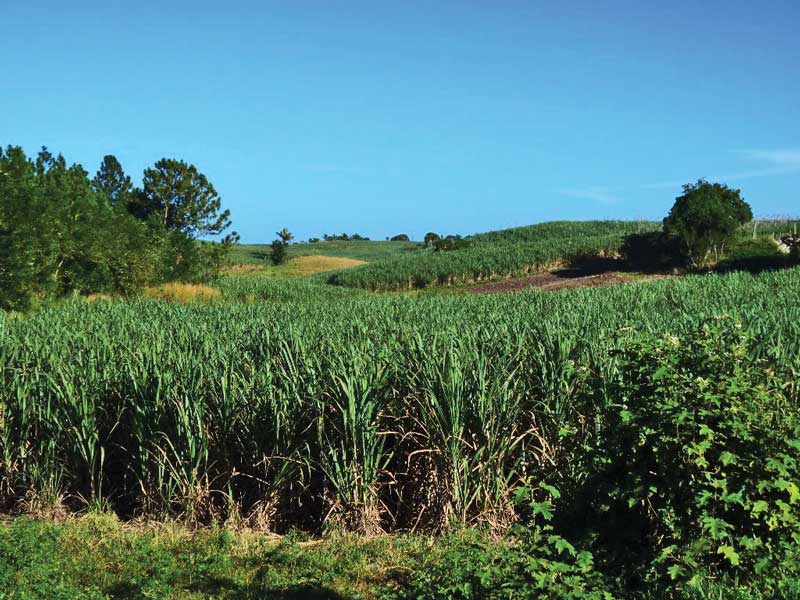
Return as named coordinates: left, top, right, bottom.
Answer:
left=392, top=529, right=612, bottom=600
left=620, top=231, right=681, bottom=271
left=432, top=237, right=471, bottom=252
left=663, top=180, right=753, bottom=268
left=390, top=234, right=410, bottom=242
left=590, top=318, right=800, bottom=591
left=424, top=232, right=441, bottom=247
left=270, top=239, right=288, bottom=265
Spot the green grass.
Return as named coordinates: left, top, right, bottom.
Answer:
left=228, top=240, right=421, bottom=264
left=2, top=516, right=797, bottom=599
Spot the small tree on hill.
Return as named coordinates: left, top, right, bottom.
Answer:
left=390, top=233, right=410, bottom=242
left=424, top=232, right=440, bottom=247
left=270, top=228, right=293, bottom=265
left=663, top=180, right=752, bottom=268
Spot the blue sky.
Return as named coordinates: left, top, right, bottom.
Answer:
left=2, top=1, right=798, bottom=242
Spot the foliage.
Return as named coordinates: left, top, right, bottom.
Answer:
left=0, top=146, right=235, bottom=310
left=663, top=180, right=753, bottom=267
left=132, top=157, right=232, bottom=237
left=433, top=236, right=471, bottom=252
left=619, top=231, right=682, bottom=271
left=91, top=154, right=132, bottom=208
left=588, top=318, right=800, bottom=592
left=390, top=233, right=410, bottom=241
left=270, top=228, right=294, bottom=265
left=389, top=528, right=612, bottom=600
left=424, top=231, right=441, bottom=246
left=323, top=232, right=370, bottom=241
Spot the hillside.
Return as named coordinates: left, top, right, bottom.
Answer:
left=326, top=220, right=661, bottom=290
left=228, top=239, right=420, bottom=264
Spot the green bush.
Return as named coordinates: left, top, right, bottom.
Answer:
left=591, top=318, right=800, bottom=591
left=663, top=180, right=753, bottom=268
left=389, top=529, right=612, bottom=600
left=619, top=231, right=681, bottom=271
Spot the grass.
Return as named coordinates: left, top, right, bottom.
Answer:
left=224, top=255, right=367, bottom=278
left=228, top=240, right=421, bottom=265
left=143, top=282, right=222, bottom=303
left=2, top=515, right=798, bottom=599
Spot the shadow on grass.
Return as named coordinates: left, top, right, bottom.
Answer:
left=107, top=580, right=347, bottom=600
left=715, top=253, right=794, bottom=274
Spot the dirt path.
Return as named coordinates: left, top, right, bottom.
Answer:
left=468, top=270, right=667, bottom=294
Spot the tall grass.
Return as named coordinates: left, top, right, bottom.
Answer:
left=1, top=267, right=799, bottom=532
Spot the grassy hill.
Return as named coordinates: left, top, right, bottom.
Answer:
left=228, top=239, right=420, bottom=264
left=327, top=220, right=661, bottom=290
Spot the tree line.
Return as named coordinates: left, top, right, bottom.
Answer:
left=0, top=146, right=236, bottom=311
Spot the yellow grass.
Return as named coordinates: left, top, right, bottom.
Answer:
left=226, top=255, right=367, bottom=278
left=84, top=293, right=114, bottom=302
left=143, top=283, right=221, bottom=304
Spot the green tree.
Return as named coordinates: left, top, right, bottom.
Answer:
left=92, top=155, right=132, bottom=207
left=270, top=228, right=293, bottom=265
left=390, top=233, right=410, bottom=242
left=663, top=180, right=752, bottom=267
left=134, top=158, right=231, bottom=237
left=424, top=232, right=440, bottom=247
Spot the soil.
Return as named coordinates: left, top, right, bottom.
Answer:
left=467, top=269, right=668, bottom=294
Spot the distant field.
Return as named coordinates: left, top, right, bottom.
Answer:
left=228, top=239, right=420, bottom=264
left=328, top=221, right=661, bottom=290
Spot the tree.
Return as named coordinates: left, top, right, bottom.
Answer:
left=92, top=155, right=132, bottom=207
left=133, top=158, right=231, bottom=237
left=270, top=228, right=293, bottom=265
left=424, top=232, right=440, bottom=247
left=663, top=180, right=752, bottom=268
left=277, top=228, right=294, bottom=244
left=390, top=234, right=410, bottom=242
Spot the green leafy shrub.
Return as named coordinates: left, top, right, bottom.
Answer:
left=620, top=231, right=681, bottom=271
left=388, top=530, right=611, bottom=600
left=663, top=180, right=753, bottom=268
left=591, top=317, right=800, bottom=591
left=433, top=237, right=471, bottom=252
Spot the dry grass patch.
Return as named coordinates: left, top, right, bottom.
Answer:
left=143, top=282, right=221, bottom=304
left=226, top=255, right=367, bottom=278
left=290, top=255, right=367, bottom=274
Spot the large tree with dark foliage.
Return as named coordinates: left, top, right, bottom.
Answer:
left=92, top=155, right=133, bottom=207
left=663, top=180, right=752, bottom=268
left=134, top=158, right=231, bottom=237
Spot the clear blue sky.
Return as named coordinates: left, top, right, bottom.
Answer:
left=3, top=1, right=798, bottom=242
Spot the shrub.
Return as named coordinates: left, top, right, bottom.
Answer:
left=424, top=232, right=441, bottom=247
left=270, top=228, right=293, bottom=265
left=590, top=318, right=800, bottom=591
left=620, top=231, right=681, bottom=271
left=390, top=234, right=410, bottom=242
left=663, top=180, right=753, bottom=268
left=432, top=237, right=471, bottom=252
